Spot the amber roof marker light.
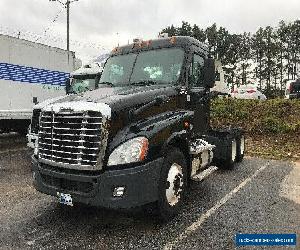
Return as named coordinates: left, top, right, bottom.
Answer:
left=141, top=40, right=152, bottom=47
left=139, top=138, right=149, bottom=161
left=111, top=47, right=122, bottom=53
left=169, top=37, right=176, bottom=44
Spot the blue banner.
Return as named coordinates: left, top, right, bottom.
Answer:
left=236, top=234, right=297, bottom=246
left=0, top=62, right=69, bottom=86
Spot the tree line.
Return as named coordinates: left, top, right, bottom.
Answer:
left=160, top=20, right=300, bottom=97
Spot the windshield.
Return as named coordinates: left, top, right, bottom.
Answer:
left=99, top=48, right=184, bottom=86
left=69, top=75, right=98, bottom=94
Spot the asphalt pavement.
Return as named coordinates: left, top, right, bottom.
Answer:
left=0, top=135, right=299, bottom=250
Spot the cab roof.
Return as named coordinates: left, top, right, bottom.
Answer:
left=111, top=36, right=209, bottom=56
left=70, top=63, right=102, bottom=76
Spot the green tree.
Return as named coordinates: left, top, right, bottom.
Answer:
left=290, top=20, right=300, bottom=80
left=252, top=27, right=266, bottom=90
left=160, top=19, right=300, bottom=98
left=206, top=23, right=218, bottom=56
left=277, top=21, right=288, bottom=92
left=237, top=32, right=252, bottom=85
left=177, top=21, right=193, bottom=36
left=161, top=24, right=178, bottom=37
left=192, top=24, right=206, bottom=42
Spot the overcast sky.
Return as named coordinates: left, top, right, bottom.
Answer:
left=0, top=0, right=300, bottom=62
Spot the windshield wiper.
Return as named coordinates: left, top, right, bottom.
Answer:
left=131, top=80, right=158, bottom=86
left=99, top=81, right=114, bottom=86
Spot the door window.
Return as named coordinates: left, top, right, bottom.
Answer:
left=190, top=54, right=204, bottom=86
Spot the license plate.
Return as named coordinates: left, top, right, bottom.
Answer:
left=57, top=192, right=73, bottom=206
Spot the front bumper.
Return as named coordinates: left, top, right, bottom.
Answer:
left=32, top=156, right=163, bottom=209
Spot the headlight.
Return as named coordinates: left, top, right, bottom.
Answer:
left=107, top=137, right=149, bottom=166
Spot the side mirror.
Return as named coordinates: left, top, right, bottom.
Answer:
left=33, top=97, right=38, bottom=105
left=203, top=58, right=215, bottom=88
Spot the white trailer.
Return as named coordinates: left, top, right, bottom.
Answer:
left=0, top=34, right=79, bottom=133
left=211, top=60, right=230, bottom=95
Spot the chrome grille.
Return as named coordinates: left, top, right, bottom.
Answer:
left=38, top=110, right=103, bottom=169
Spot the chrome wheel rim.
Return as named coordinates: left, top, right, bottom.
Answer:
left=166, top=163, right=183, bottom=206
left=232, top=139, right=237, bottom=162
left=240, top=136, right=245, bottom=155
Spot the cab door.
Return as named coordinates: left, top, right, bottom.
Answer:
left=188, top=54, right=210, bottom=135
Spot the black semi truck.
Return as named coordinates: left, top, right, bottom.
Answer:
left=30, top=36, right=245, bottom=220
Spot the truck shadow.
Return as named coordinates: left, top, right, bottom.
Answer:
left=18, top=178, right=218, bottom=247
left=14, top=162, right=249, bottom=248
left=18, top=200, right=163, bottom=248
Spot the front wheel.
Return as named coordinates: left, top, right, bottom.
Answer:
left=157, top=148, right=188, bottom=221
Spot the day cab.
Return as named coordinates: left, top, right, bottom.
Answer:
left=30, top=36, right=245, bottom=220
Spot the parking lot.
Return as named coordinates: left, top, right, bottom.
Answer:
left=0, top=134, right=299, bottom=250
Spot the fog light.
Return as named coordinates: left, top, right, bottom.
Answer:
left=113, top=186, right=125, bottom=197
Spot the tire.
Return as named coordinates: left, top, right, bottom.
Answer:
left=221, top=139, right=237, bottom=169
left=157, top=148, right=188, bottom=222
left=236, top=135, right=245, bottom=162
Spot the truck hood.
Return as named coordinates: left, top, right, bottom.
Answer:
left=34, top=95, right=69, bottom=110
left=41, top=84, right=177, bottom=114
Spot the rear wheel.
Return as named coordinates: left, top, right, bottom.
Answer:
left=236, top=135, right=245, bottom=162
left=221, top=139, right=237, bottom=169
left=157, top=148, right=187, bottom=221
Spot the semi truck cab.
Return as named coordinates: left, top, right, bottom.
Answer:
left=66, top=62, right=103, bottom=94
left=30, top=36, right=244, bottom=220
